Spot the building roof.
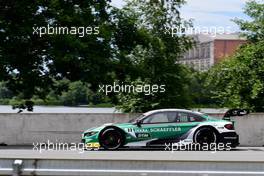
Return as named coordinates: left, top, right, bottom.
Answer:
left=193, top=33, right=247, bottom=43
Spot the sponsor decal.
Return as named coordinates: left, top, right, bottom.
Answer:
left=86, top=142, right=100, bottom=149
left=134, top=128, right=148, bottom=133
left=126, top=127, right=181, bottom=138
left=133, top=127, right=181, bottom=133
left=136, top=133, right=150, bottom=138
left=150, top=127, right=181, bottom=132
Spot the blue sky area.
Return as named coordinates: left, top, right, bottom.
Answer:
left=111, top=0, right=251, bottom=32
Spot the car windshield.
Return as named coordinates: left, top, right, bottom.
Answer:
left=128, top=114, right=145, bottom=123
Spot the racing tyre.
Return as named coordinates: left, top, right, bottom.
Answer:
left=99, top=128, right=123, bottom=150
left=194, top=127, right=217, bottom=147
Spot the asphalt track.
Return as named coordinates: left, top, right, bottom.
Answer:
left=0, top=147, right=264, bottom=161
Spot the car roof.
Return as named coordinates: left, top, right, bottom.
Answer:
left=143, top=109, right=203, bottom=116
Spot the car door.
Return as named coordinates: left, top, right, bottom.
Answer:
left=173, top=111, right=206, bottom=137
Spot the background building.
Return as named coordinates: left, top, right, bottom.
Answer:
left=179, top=33, right=247, bottom=71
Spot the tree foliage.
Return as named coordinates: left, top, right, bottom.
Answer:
left=206, top=0, right=264, bottom=111
left=116, top=0, right=194, bottom=112
left=0, top=82, right=13, bottom=99
left=1, top=0, right=198, bottom=112
left=0, top=0, right=51, bottom=98
left=189, top=71, right=218, bottom=107
left=0, top=0, right=113, bottom=99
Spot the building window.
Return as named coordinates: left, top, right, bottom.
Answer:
left=201, top=46, right=205, bottom=58
left=206, top=45, right=210, bottom=58
left=196, top=47, right=199, bottom=59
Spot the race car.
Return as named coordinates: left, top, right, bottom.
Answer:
left=81, top=109, right=248, bottom=150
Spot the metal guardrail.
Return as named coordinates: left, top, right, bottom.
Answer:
left=1, top=159, right=264, bottom=176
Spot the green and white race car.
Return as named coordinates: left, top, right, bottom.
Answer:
left=81, top=109, right=248, bottom=150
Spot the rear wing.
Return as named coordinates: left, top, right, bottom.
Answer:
left=223, top=108, right=249, bottom=121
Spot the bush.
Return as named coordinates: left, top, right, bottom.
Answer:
left=60, top=81, right=91, bottom=106
left=0, top=82, right=13, bottom=99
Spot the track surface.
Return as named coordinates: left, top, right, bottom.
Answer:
left=0, top=147, right=264, bottom=162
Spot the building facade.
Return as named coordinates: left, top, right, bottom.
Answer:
left=179, top=33, right=247, bottom=71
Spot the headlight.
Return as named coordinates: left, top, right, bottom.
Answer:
left=84, top=131, right=98, bottom=137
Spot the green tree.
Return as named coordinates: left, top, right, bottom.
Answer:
left=115, top=0, right=194, bottom=112
left=0, top=0, right=114, bottom=99
left=189, top=71, right=218, bottom=107
left=0, top=82, right=13, bottom=99
left=0, top=0, right=51, bottom=99
left=60, top=81, right=90, bottom=106
left=1, top=0, right=195, bottom=110
left=206, top=0, right=264, bottom=111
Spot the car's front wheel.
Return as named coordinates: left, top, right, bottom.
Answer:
left=99, top=128, right=123, bottom=150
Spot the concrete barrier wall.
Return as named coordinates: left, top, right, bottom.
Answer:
left=231, top=114, right=264, bottom=147
left=0, top=113, right=138, bottom=145
left=0, top=113, right=263, bottom=146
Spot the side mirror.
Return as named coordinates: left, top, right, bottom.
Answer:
left=136, top=120, right=142, bottom=127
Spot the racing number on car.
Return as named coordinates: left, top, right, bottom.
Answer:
left=127, top=128, right=133, bottom=132
left=126, top=128, right=151, bottom=138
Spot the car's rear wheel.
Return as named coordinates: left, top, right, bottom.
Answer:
left=99, top=128, right=123, bottom=150
left=194, top=127, right=217, bottom=146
